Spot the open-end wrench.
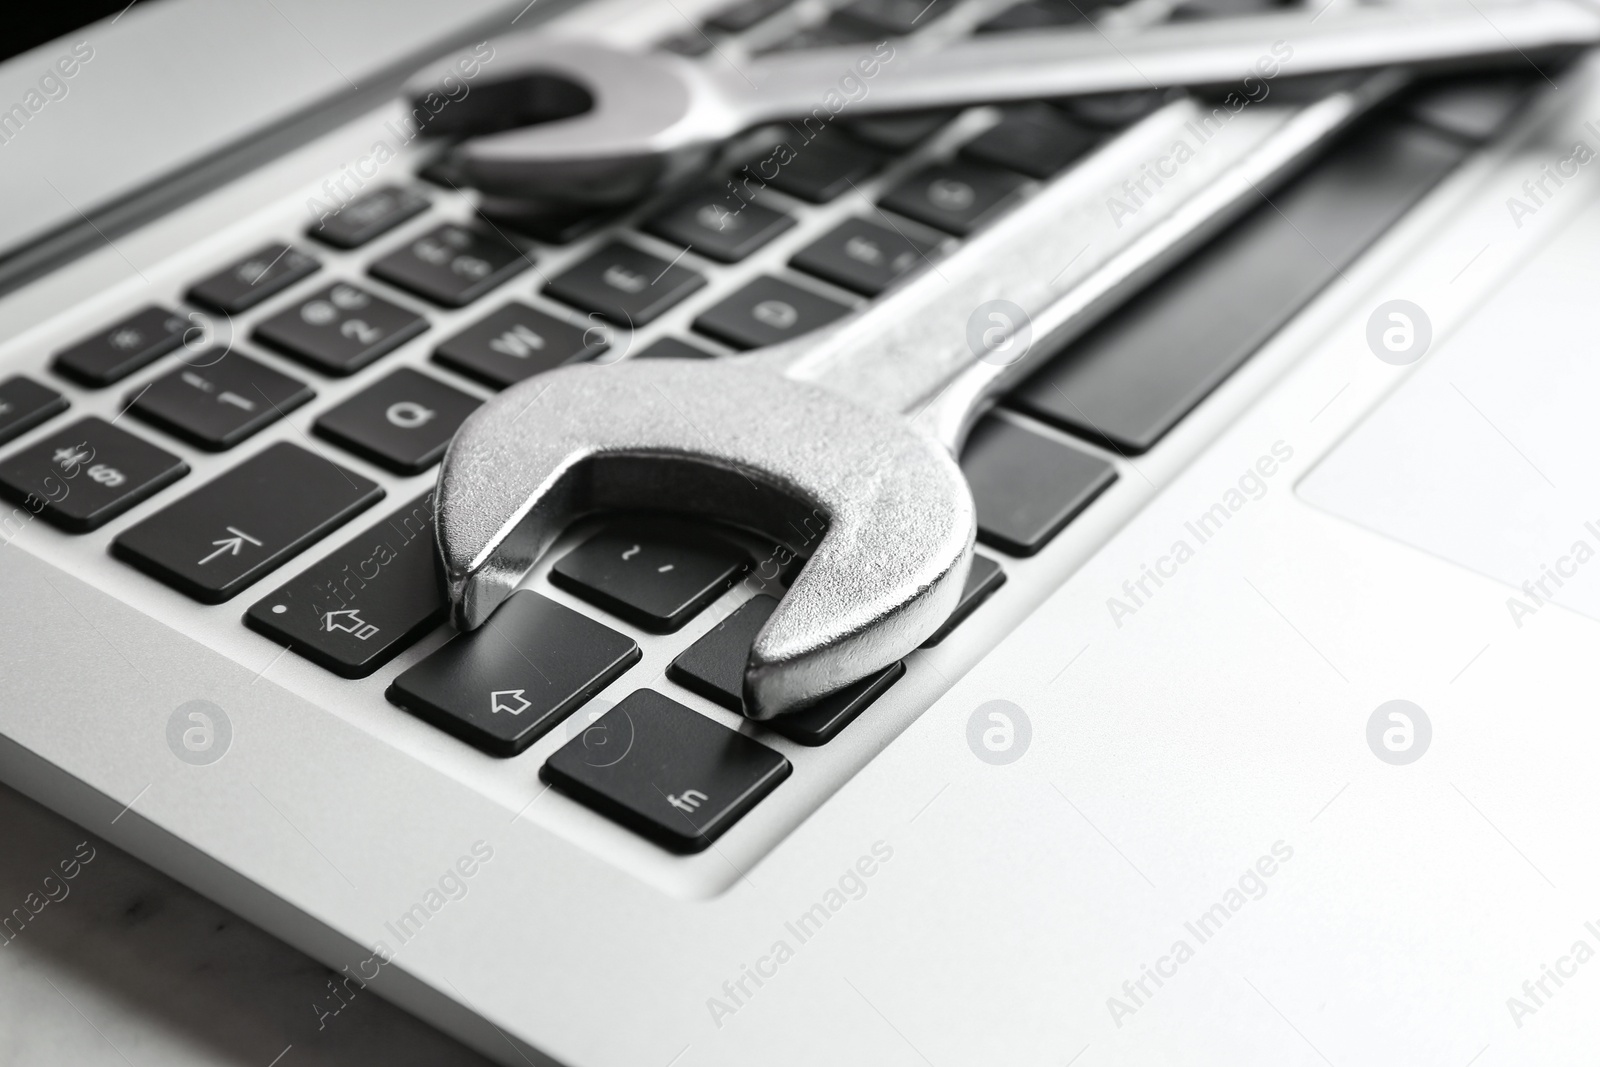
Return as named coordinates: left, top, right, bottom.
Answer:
left=406, top=0, right=1598, bottom=203
left=433, top=72, right=1402, bottom=720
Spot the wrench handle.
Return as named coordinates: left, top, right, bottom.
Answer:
left=741, top=71, right=1404, bottom=446
left=920, top=69, right=1410, bottom=452
left=727, top=0, right=1596, bottom=122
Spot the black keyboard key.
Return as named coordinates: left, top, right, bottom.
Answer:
left=692, top=275, right=852, bottom=350
left=879, top=161, right=1026, bottom=235
left=0, top=417, right=186, bottom=533
left=1055, top=90, right=1172, bottom=130
left=844, top=109, right=957, bottom=151
left=369, top=223, right=532, bottom=308
left=112, top=442, right=383, bottom=603
left=543, top=242, right=706, bottom=326
left=770, top=661, right=903, bottom=745
left=707, top=0, right=790, bottom=31
left=635, top=336, right=717, bottom=360
left=254, top=282, right=428, bottom=376
left=790, top=217, right=940, bottom=296
left=665, top=600, right=777, bottom=710
left=307, top=185, right=430, bottom=249
left=388, top=590, right=639, bottom=757
left=1010, top=119, right=1468, bottom=453
left=762, top=133, right=885, bottom=203
left=920, top=554, right=1005, bottom=647
left=53, top=306, right=190, bottom=387
left=0, top=376, right=68, bottom=446
left=645, top=187, right=796, bottom=263
left=834, top=0, right=948, bottom=34
left=961, top=104, right=1102, bottom=179
left=667, top=595, right=902, bottom=745
left=128, top=351, right=313, bottom=451
left=245, top=492, right=447, bottom=678
left=434, top=302, right=606, bottom=389
left=960, top=416, right=1115, bottom=556
left=314, top=367, right=481, bottom=475
left=188, top=244, right=320, bottom=314
left=977, top=0, right=1094, bottom=31
left=666, top=595, right=807, bottom=709
left=550, top=525, right=748, bottom=632
left=543, top=689, right=790, bottom=851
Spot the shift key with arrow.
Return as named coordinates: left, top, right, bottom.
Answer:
left=113, top=442, right=383, bottom=603
left=387, top=591, right=640, bottom=757
left=245, top=491, right=448, bottom=677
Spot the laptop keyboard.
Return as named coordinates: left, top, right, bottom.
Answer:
left=0, top=0, right=1535, bottom=857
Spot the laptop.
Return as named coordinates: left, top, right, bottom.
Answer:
left=4, top=0, right=1598, bottom=1063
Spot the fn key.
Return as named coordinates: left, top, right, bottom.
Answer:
left=543, top=689, right=790, bottom=852
left=112, top=442, right=383, bottom=603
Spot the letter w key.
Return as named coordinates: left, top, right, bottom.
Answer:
left=489, top=323, right=546, bottom=358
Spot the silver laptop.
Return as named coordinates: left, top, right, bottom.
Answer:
left=4, top=0, right=1599, bottom=1063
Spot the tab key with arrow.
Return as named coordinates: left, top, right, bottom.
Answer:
left=114, top=443, right=382, bottom=603
left=199, top=526, right=262, bottom=566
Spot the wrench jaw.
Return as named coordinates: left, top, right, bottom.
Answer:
left=741, top=520, right=972, bottom=721
left=408, top=39, right=739, bottom=204
left=434, top=359, right=977, bottom=719
left=442, top=454, right=586, bottom=632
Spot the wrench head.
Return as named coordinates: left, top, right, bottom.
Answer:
left=406, top=39, right=733, bottom=204
left=434, top=358, right=974, bottom=720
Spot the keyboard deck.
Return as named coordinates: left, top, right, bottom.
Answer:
left=0, top=0, right=1533, bottom=872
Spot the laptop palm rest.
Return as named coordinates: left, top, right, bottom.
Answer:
left=1299, top=194, right=1600, bottom=623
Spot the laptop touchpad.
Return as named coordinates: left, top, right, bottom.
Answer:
left=1299, top=200, right=1600, bottom=622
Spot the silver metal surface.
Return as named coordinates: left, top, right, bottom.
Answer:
left=436, top=359, right=975, bottom=718
left=437, top=76, right=1398, bottom=719
left=408, top=0, right=1600, bottom=202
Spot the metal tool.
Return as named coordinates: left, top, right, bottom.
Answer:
left=433, top=73, right=1404, bottom=719
left=407, top=0, right=1598, bottom=203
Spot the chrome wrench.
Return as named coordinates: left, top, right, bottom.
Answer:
left=433, top=73, right=1403, bottom=719
left=406, top=0, right=1596, bottom=202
